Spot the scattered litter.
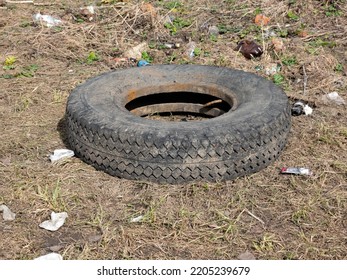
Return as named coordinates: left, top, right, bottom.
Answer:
left=281, top=167, right=312, bottom=176
left=323, top=91, right=346, bottom=106
left=208, top=25, right=219, bottom=36
left=238, top=251, right=256, bottom=260
left=49, top=149, right=74, bottom=162
left=303, top=104, right=313, bottom=115
left=264, top=29, right=276, bottom=39
left=137, top=60, right=150, bottom=67
left=185, top=41, right=197, bottom=59
left=235, top=40, right=263, bottom=59
left=113, top=57, right=131, bottom=65
left=39, top=212, right=68, bottom=231
left=80, top=5, right=95, bottom=21
left=34, top=252, right=63, bottom=260
left=124, top=42, right=148, bottom=60
left=0, top=204, right=16, bottom=221
left=265, top=63, right=281, bottom=76
left=271, top=37, right=285, bottom=52
left=291, top=101, right=305, bottom=116
left=255, top=65, right=263, bottom=72
left=291, top=101, right=313, bottom=116
left=130, top=215, right=143, bottom=223
left=164, top=42, right=180, bottom=49
left=33, top=13, right=62, bottom=28
left=254, top=14, right=270, bottom=26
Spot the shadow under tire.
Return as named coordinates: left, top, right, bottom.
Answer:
left=66, top=65, right=291, bottom=184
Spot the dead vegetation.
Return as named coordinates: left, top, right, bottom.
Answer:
left=0, top=0, right=346, bottom=260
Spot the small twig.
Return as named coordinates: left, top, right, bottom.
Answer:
left=199, top=17, right=214, bottom=29
left=302, top=64, right=307, bottom=95
left=261, top=25, right=266, bottom=56
left=5, top=0, right=55, bottom=5
left=245, top=209, right=265, bottom=225
left=201, top=99, right=223, bottom=109
left=34, top=2, right=55, bottom=6
left=6, top=0, right=33, bottom=3
left=302, top=32, right=330, bottom=42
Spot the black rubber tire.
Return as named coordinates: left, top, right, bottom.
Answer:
left=66, top=65, right=291, bottom=184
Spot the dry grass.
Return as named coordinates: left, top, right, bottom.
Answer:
left=0, top=0, right=346, bottom=260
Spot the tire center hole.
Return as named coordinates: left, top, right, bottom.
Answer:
left=124, top=84, right=235, bottom=122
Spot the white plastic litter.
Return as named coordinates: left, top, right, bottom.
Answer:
left=80, top=5, right=95, bottom=21
left=84, top=5, right=95, bottom=14
left=39, top=212, right=68, bottom=231
left=130, top=215, right=143, bottom=223
left=324, top=91, right=346, bottom=106
left=33, top=13, right=62, bottom=28
left=303, top=104, right=313, bottom=115
left=265, top=63, right=281, bottom=75
left=186, top=41, right=197, bottom=59
left=124, top=42, right=148, bottom=60
left=34, top=253, right=63, bottom=260
left=0, top=204, right=16, bottom=221
left=49, top=149, right=74, bottom=162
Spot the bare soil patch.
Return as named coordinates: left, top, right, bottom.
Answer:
left=0, top=0, right=346, bottom=259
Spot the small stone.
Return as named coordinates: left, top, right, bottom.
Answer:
left=323, top=92, right=346, bottom=106
left=0, top=205, right=16, bottom=221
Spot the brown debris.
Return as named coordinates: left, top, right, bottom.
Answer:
left=235, top=40, right=263, bottom=59
left=254, top=14, right=270, bottom=26
left=271, top=37, right=285, bottom=52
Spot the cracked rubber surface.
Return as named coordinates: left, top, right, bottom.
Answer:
left=66, top=65, right=291, bottom=184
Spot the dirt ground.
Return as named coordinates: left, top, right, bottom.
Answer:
left=0, top=0, right=346, bottom=260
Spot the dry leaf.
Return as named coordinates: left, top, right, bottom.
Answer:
left=141, top=3, right=157, bottom=24
left=271, top=38, right=285, bottom=52
left=298, top=30, right=308, bottom=38
left=141, top=3, right=156, bottom=17
left=255, top=14, right=270, bottom=26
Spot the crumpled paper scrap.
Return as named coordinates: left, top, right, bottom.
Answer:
left=34, top=252, right=63, bottom=260
left=39, top=212, right=68, bottom=231
left=303, top=104, right=313, bottom=115
left=0, top=204, right=16, bottom=221
left=49, top=149, right=74, bottom=162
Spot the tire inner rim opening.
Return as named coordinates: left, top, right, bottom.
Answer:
left=124, top=83, right=238, bottom=120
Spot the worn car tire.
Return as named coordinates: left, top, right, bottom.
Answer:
left=66, top=65, right=291, bottom=184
